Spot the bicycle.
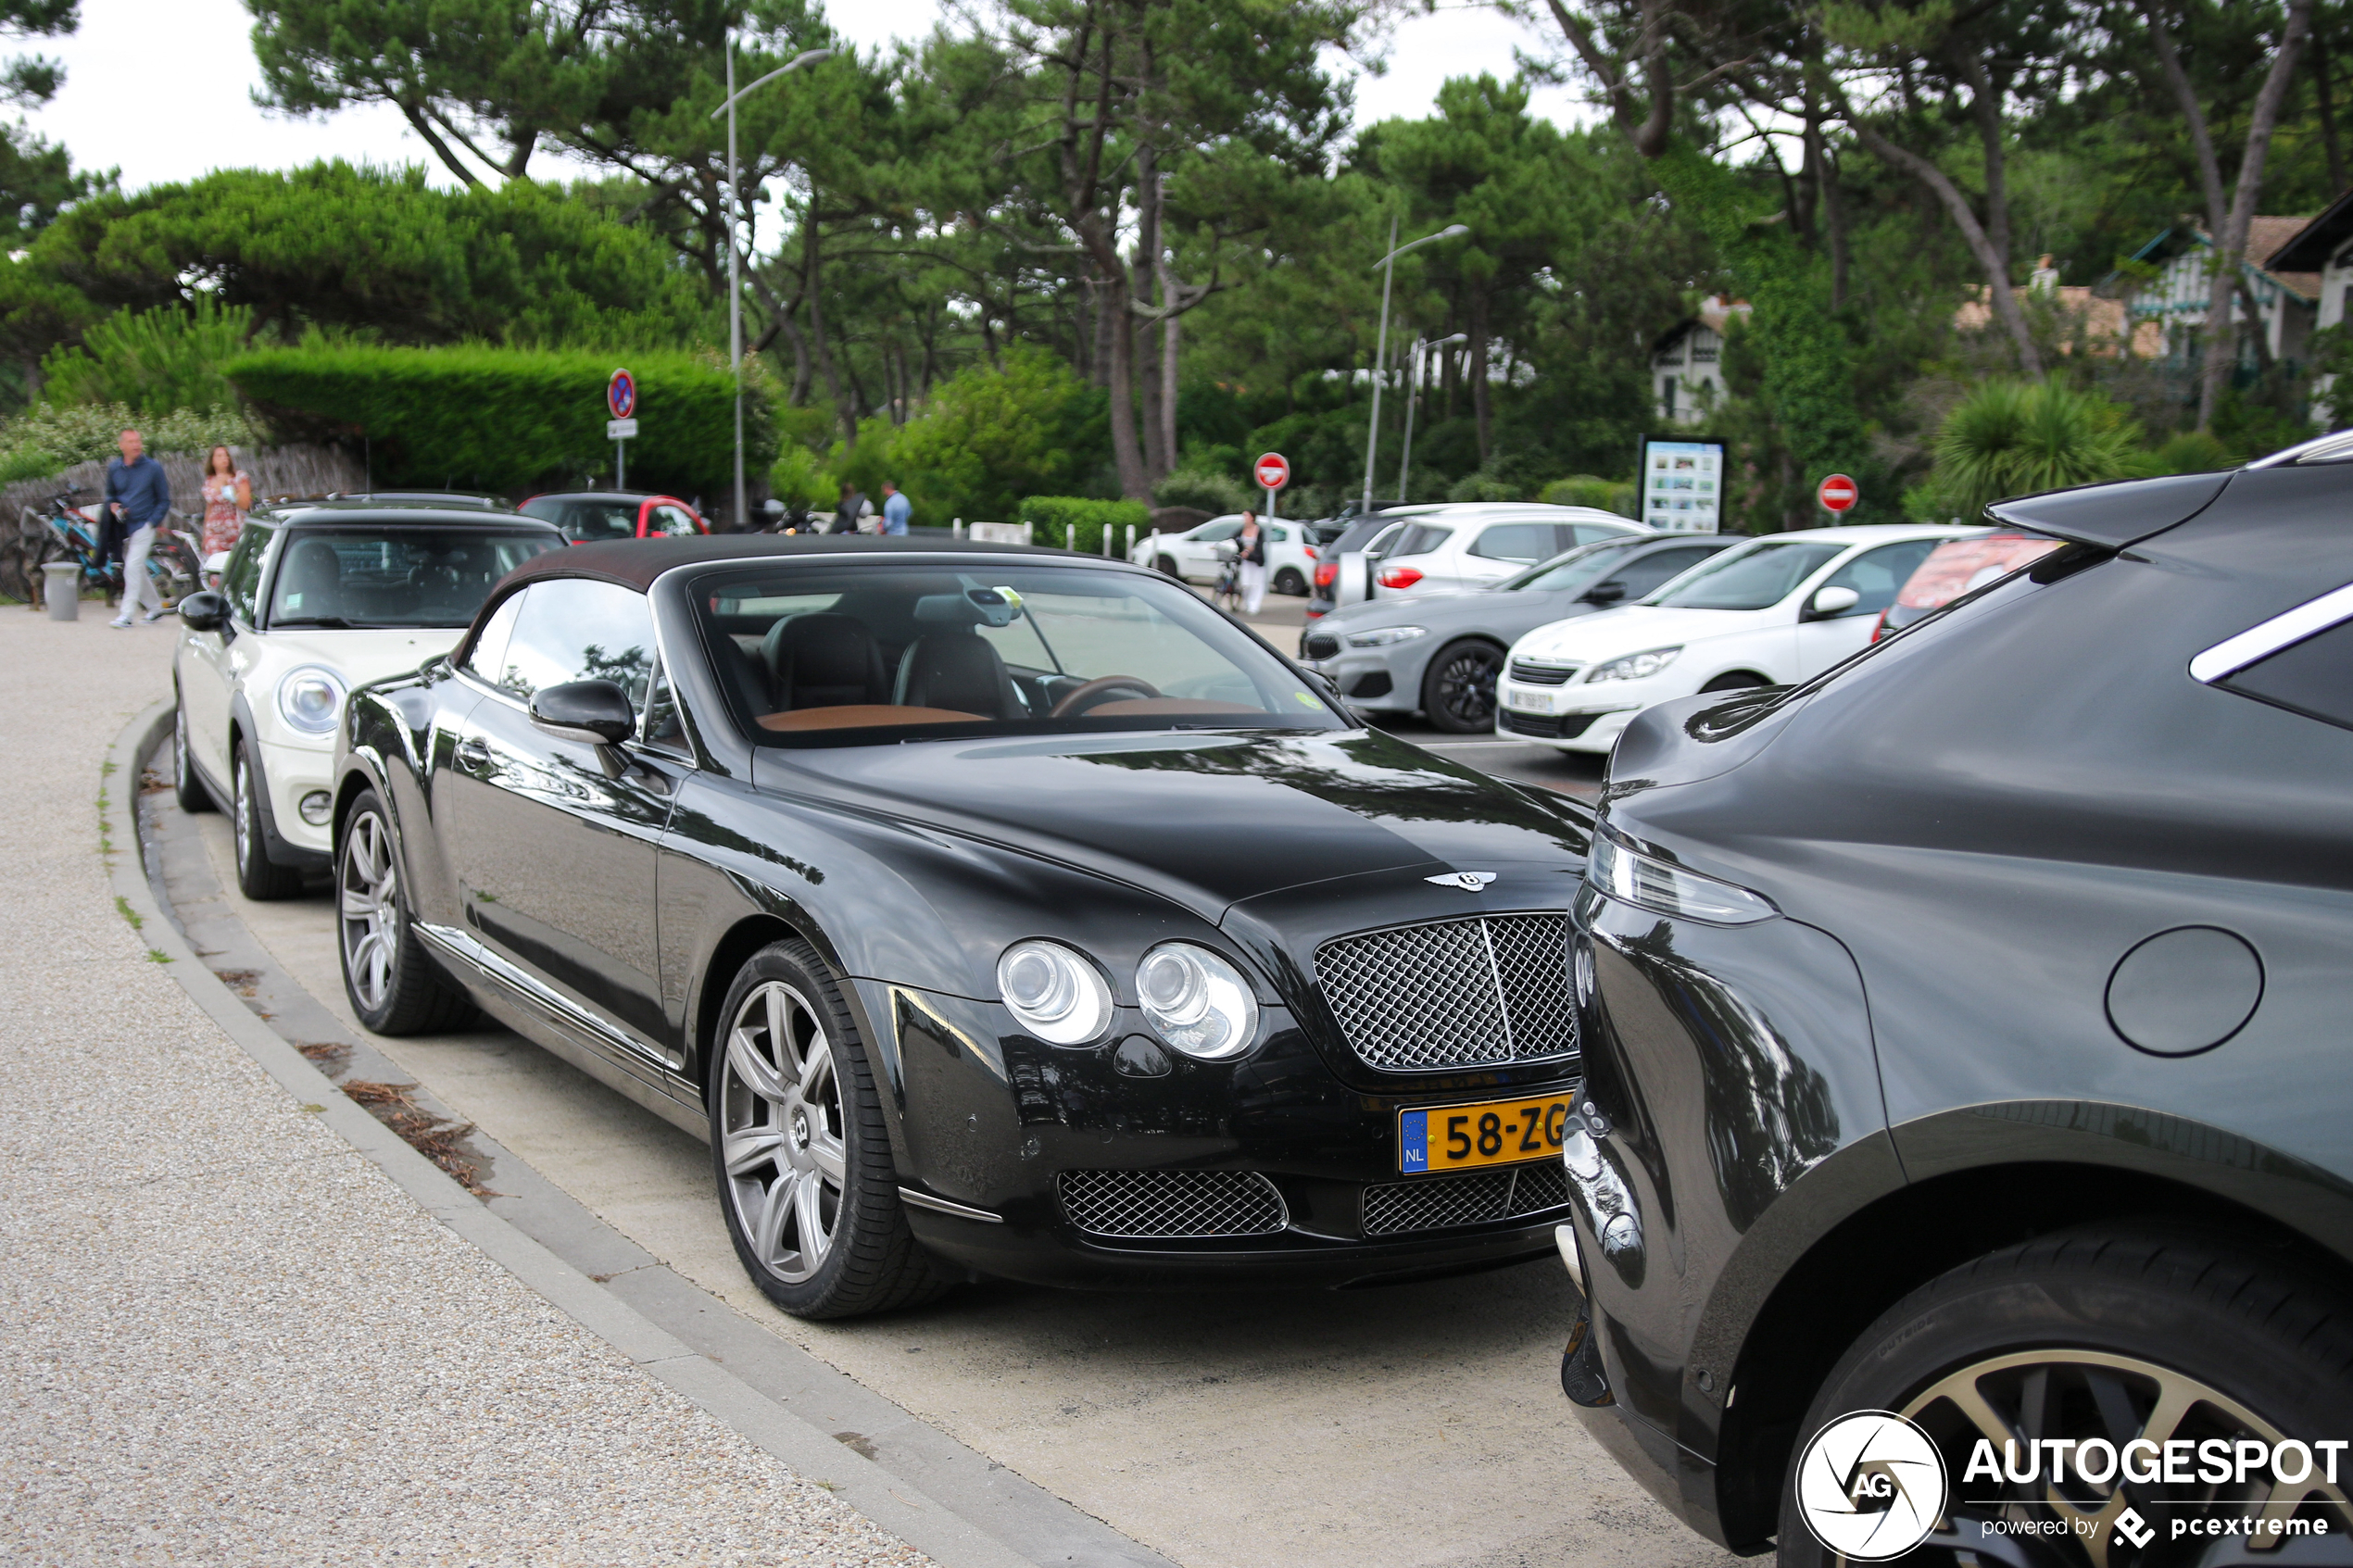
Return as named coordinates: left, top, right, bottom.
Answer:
left=12, top=490, right=199, bottom=611
left=1212, top=541, right=1243, bottom=615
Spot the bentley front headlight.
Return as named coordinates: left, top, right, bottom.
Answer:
left=998, top=940, right=1114, bottom=1045
left=1136, top=943, right=1259, bottom=1060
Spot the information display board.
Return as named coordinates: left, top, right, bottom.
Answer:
left=1639, top=437, right=1726, bottom=533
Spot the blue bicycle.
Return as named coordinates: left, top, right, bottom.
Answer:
left=11, top=489, right=198, bottom=609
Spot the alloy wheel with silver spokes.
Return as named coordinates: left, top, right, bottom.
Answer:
left=1873, top=1348, right=2353, bottom=1568
left=340, top=809, right=400, bottom=1013
left=719, top=979, right=848, bottom=1286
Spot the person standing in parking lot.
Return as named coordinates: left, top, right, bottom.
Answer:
left=1234, top=510, right=1268, bottom=615
left=199, top=445, right=251, bottom=561
left=105, top=427, right=171, bottom=627
left=881, top=481, right=911, bottom=535
left=830, top=484, right=868, bottom=535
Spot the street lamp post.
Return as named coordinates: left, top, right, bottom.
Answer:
left=1396, top=332, right=1466, bottom=501
left=1360, top=220, right=1467, bottom=512
left=711, top=44, right=833, bottom=531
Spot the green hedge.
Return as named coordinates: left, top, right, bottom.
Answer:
left=226, top=345, right=774, bottom=498
left=1018, top=495, right=1151, bottom=557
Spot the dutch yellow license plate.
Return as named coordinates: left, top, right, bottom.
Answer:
left=1399, top=1092, right=1575, bottom=1175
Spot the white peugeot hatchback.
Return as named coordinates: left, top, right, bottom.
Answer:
left=1495, top=522, right=1973, bottom=754
left=170, top=501, right=562, bottom=897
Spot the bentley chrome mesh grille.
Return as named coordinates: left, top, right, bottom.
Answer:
left=1316, top=913, right=1579, bottom=1071
left=1362, top=1161, right=1576, bottom=1236
left=1058, top=1169, right=1289, bottom=1239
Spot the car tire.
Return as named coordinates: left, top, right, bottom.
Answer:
left=1699, top=671, right=1770, bottom=693
left=1420, top=639, right=1506, bottom=734
left=232, top=735, right=305, bottom=900
left=1776, top=1224, right=2353, bottom=1566
left=172, top=688, right=213, bottom=814
left=336, top=788, right=476, bottom=1035
left=1274, top=566, right=1306, bottom=597
left=1154, top=554, right=1180, bottom=578
left=710, top=938, right=947, bottom=1320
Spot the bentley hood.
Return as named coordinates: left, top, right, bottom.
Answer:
left=757, top=727, right=1592, bottom=919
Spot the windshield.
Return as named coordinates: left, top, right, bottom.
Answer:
left=1649, top=539, right=1845, bottom=611
left=1499, top=540, right=1642, bottom=593
left=268, top=527, right=559, bottom=628
left=694, top=562, right=1347, bottom=745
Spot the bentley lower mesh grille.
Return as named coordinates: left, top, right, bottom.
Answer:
left=1317, top=913, right=1579, bottom=1070
left=1362, top=1162, right=1575, bottom=1237
left=1058, top=1169, right=1289, bottom=1239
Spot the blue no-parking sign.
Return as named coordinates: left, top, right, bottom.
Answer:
left=608, top=368, right=636, bottom=420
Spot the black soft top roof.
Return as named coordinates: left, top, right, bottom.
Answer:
left=500, top=533, right=1114, bottom=593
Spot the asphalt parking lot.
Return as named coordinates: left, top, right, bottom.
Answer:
left=1223, top=588, right=1607, bottom=802
left=130, top=614, right=1718, bottom=1568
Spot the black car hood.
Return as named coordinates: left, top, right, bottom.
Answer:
left=755, top=727, right=1592, bottom=919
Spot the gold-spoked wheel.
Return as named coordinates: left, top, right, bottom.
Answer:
left=717, top=979, right=847, bottom=1286
left=1874, top=1348, right=2353, bottom=1568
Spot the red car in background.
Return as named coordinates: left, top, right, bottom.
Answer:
left=1871, top=529, right=2063, bottom=641
left=519, top=491, right=709, bottom=545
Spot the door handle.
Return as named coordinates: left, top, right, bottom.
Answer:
left=454, top=736, right=490, bottom=771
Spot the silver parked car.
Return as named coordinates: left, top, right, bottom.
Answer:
left=1298, top=533, right=1736, bottom=732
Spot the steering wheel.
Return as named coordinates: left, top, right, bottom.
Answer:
left=1050, top=674, right=1162, bottom=718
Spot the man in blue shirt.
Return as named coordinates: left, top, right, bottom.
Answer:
left=881, top=482, right=912, bottom=536
left=105, top=427, right=172, bottom=626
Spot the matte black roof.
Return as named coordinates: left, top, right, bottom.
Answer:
left=503, top=533, right=1119, bottom=593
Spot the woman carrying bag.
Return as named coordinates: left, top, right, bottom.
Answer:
left=1234, top=510, right=1268, bottom=616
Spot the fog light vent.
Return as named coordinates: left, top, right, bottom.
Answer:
left=1057, top=1169, right=1287, bottom=1239
left=297, top=790, right=333, bottom=826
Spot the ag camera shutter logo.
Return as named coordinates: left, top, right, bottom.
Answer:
left=1795, top=1411, right=1949, bottom=1560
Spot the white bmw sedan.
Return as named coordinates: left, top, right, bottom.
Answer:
left=1495, top=522, right=1974, bottom=753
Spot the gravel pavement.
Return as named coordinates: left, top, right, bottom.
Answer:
left=0, top=610, right=934, bottom=1566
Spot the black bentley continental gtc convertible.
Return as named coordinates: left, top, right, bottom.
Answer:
left=333, top=536, right=1592, bottom=1317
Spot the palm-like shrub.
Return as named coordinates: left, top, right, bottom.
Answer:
left=1931, top=378, right=2145, bottom=515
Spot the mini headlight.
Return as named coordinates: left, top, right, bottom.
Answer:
left=277, top=665, right=348, bottom=735
left=1135, top=943, right=1259, bottom=1060
left=1586, top=825, right=1777, bottom=926
left=1344, top=625, right=1428, bottom=648
left=997, top=940, right=1113, bottom=1046
left=1585, top=646, right=1681, bottom=683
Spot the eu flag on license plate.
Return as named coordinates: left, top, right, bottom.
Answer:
left=1400, top=1110, right=1429, bottom=1173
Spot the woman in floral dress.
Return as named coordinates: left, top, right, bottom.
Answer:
left=199, top=445, right=250, bottom=573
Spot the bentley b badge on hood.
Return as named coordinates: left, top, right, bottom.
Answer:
left=1426, top=872, right=1498, bottom=891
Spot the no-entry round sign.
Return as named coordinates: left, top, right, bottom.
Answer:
left=608, top=368, right=637, bottom=420
left=1818, top=472, right=1858, bottom=514
left=1254, top=452, right=1290, bottom=491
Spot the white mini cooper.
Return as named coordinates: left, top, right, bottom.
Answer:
left=171, top=500, right=562, bottom=897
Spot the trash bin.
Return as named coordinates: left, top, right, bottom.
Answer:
left=43, top=560, right=78, bottom=621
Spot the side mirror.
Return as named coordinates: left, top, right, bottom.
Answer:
left=1579, top=581, right=1628, bottom=606
left=1806, top=584, right=1861, bottom=621
left=177, top=590, right=228, bottom=632
left=529, top=680, right=637, bottom=746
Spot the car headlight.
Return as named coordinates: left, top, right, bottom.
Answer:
left=1135, top=943, right=1259, bottom=1060
left=997, top=940, right=1114, bottom=1045
left=276, top=665, right=347, bottom=735
left=1344, top=625, right=1428, bottom=648
left=1586, top=825, right=1777, bottom=925
left=1585, top=646, right=1681, bottom=683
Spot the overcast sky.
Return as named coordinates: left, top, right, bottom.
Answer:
left=26, top=0, right=1588, bottom=194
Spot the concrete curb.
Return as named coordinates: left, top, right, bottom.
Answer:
left=105, top=700, right=1033, bottom=1568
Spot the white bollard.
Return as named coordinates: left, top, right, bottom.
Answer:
left=952, top=517, right=963, bottom=540
left=44, top=559, right=78, bottom=621
left=1022, top=521, right=1033, bottom=546
left=1064, top=522, right=1075, bottom=551
left=1124, top=522, right=1135, bottom=558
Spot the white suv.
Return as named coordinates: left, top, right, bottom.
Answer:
left=171, top=502, right=562, bottom=897
left=1366, top=504, right=1650, bottom=596
left=1495, top=523, right=1973, bottom=754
